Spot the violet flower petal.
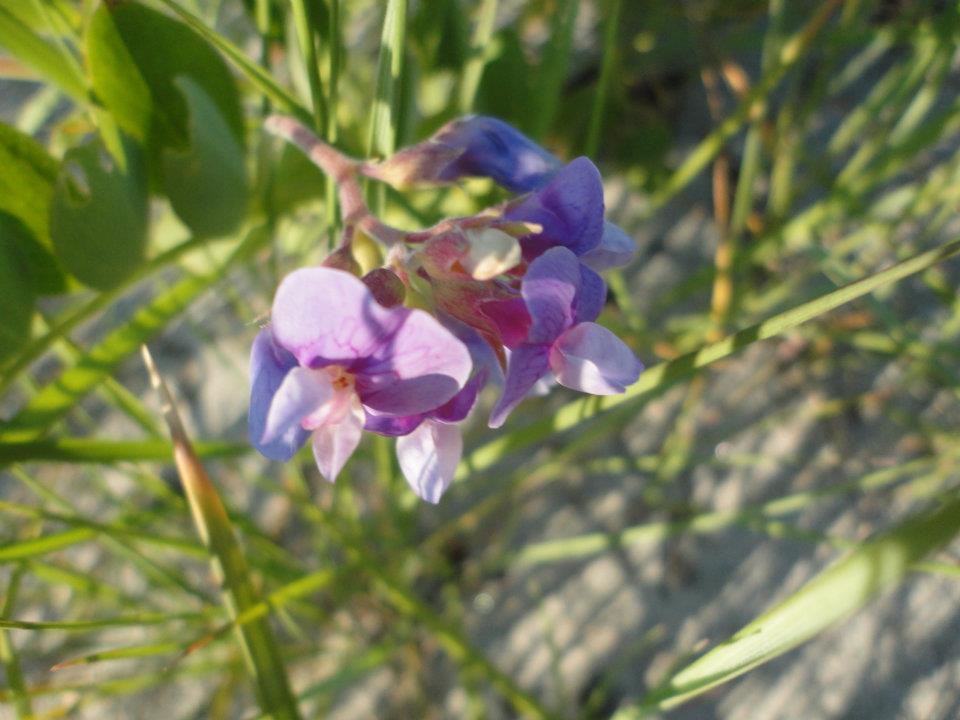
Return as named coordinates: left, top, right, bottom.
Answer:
left=364, top=411, right=425, bottom=437
left=575, top=263, right=606, bottom=324
left=311, top=397, right=365, bottom=482
left=249, top=329, right=310, bottom=461
left=580, top=221, right=637, bottom=272
left=522, top=246, right=580, bottom=344
left=435, top=116, right=562, bottom=192
left=488, top=343, right=551, bottom=428
left=431, top=369, right=487, bottom=423
left=396, top=419, right=463, bottom=504
left=356, top=309, right=472, bottom=415
left=262, top=366, right=333, bottom=447
left=506, top=157, right=605, bottom=259
left=271, top=267, right=404, bottom=369
left=549, top=322, right=643, bottom=394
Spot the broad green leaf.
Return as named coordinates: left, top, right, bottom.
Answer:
left=161, top=78, right=248, bottom=237
left=105, top=2, right=244, bottom=150
left=637, top=492, right=960, bottom=711
left=86, top=3, right=153, bottom=143
left=0, top=121, right=66, bottom=293
left=0, top=5, right=86, bottom=102
left=49, top=134, right=149, bottom=291
left=0, top=219, right=36, bottom=363
left=0, top=225, right=269, bottom=441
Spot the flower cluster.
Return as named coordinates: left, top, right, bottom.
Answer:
left=250, top=116, right=643, bottom=503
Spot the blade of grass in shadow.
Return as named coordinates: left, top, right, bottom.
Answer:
left=458, top=0, right=498, bottom=113
left=141, top=346, right=301, bottom=720
left=366, top=0, right=406, bottom=215
left=460, top=235, right=960, bottom=478
left=629, top=489, right=960, bottom=713
left=288, top=0, right=327, bottom=132
left=584, top=0, right=619, bottom=157
left=530, top=0, right=577, bottom=140
left=0, top=226, right=270, bottom=441
left=0, top=563, right=33, bottom=719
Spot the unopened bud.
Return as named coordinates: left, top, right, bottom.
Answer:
left=461, top=227, right=521, bottom=280
left=321, top=246, right=361, bottom=275
left=362, top=268, right=406, bottom=308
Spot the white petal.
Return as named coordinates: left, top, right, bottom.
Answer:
left=311, top=397, right=364, bottom=483
left=262, top=366, right=333, bottom=446
left=396, top=420, right=463, bottom=504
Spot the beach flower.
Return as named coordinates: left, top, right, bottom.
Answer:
left=489, top=246, right=643, bottom=428
left=249, top=267, right=472, bottom=488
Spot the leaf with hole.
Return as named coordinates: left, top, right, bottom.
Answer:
left=49, top=134, right=148, bottom=291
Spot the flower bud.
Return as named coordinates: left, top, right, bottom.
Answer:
left=362, top=268, right=406, bottom=308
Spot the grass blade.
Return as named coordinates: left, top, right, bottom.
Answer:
left=0, top=564, right=33, bottom=719
left=141, top=347, right=302, bottom=720
left=636, top=490, right=960, bottom=711
left=0, top=438, right=247, bottom=464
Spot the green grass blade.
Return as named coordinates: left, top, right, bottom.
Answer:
left=288, top=0, right=327, bottom=131
left=458, top=0, right=498, bottom=113
left=142, top=348, right=302, bottom=720
left=0, top=564, right=33, bottom=719
left=0, top=226, right=270, bottom=441
left=0, top=438, right=247, bottom=464
left=461, top=235, right=960, bottom=477
left=367, top=0, right=406, bottom=160
left=0, top=528, right=96, bottom=562
left=584, top=0, right=619, bottom=157
left=636, top=490, right=960, bottom=711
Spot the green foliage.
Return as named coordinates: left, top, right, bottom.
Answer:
left=49, top=133, right=149, bottom=291
left=2, top=1, right=960, bottom=718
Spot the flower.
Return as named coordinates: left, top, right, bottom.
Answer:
left=489, top=246, right=643, bottom=428
left=249, top=267, right=472, bottom=492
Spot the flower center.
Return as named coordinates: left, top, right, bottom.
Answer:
left=325, top=365, right=355, bottom=392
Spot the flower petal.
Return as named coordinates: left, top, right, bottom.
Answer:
left=396, top=420, right=463, bottom=503
left=431, top=369, right=487, bottom=423
left=356, top=309, right=472, bottom=415
left=364, top=410, right=425, bottom=437
left=262, top=366, right=333, bottom=446
left=549, top=322, right=643, bottom=395
left=580, top=221, right=636, bottom=271
left=522, top=246, right=580, bottom=344
left=488, top=343, right=551, bottom=428
left=271, top=267, right=404, bottom=368
left=574, top=263, right=606, bottom=324
left=434, top=116, right=562, bottom=192
left=506, top=157, right=605, bottom=259
left=311, top=397, right=364, bottom=482
left=249, top=329, right=310, bottom=461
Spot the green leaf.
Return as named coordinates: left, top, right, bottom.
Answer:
left=86, top=2, right=153, bottom=143
left=0, top=4, right=86, bottom=103
left=161, top=78, right=248, bottom=237
left=638, top=492, right=960, bottom=711
left=105, top=2, right=244, bottom=150
left=0, top=219, right=35, bottom=364
left=49, top=134, right=149, bottom=291
left=0, top=121, right=66, bottom=293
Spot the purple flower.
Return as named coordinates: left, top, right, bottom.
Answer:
left=249, top=267, right=472, bottom=489
left=489, top=247, right=643, bottom=428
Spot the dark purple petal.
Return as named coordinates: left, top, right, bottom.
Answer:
left=364, top=410, right=425, bottom=437
left=434, top=116, right=562, bottom=192
left=249, top=329, right=310, bottom=461
left=431, top=369, right=487, bottom=423
left=505, top=157, right=605, bottom=259
left=575, top=263, right=606, bottom=324
left=271, top=267, right=405, bottom=368
left=396, top=420, right=463, bottom=503
left=478, top=296, right=531, bottom=348
left=580, top=221, right=637, bottom=271
left=311, top=398, right=364, bottom=482
left=488, top=343, right=551, bottom=428
left=356, top=309, right=472, bottom=415
left=549, top=322, right=643, bottom=394
left=522, top=246, right=580, bottom=344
